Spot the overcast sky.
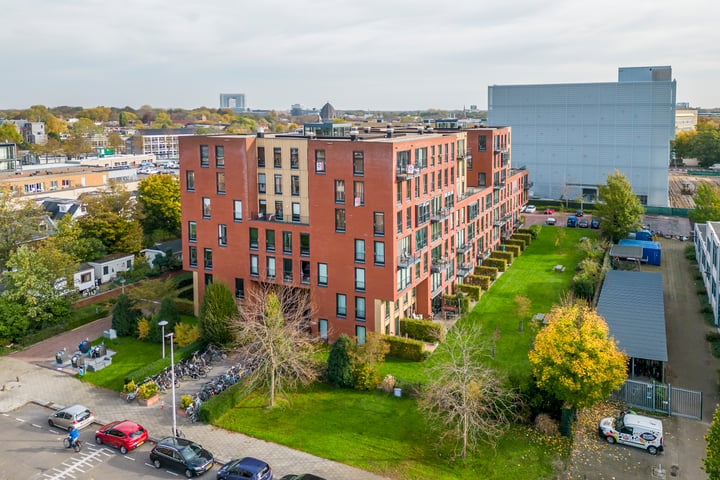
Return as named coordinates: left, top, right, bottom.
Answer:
left=3, top=0, right=719, bottom=111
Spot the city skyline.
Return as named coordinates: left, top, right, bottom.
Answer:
left=3, top=0, right=719, bottom=111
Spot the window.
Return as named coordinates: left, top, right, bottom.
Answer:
left=423, top=174, right=428, bottom=195
left=250, top=254, right=259, bottom=276
left=397, top=211, right=402, bottom=234
left=335, top=180, right=345, bottom=203
left=266, top=257, right=276, bottom=280
left=215, top=145, right=224, bottom=167
left=315, top=150, right=326, bottom=173
left=292, top=202, right=301, bottom=222
left=478, top=136, right=487, bottom=151
left=218, top=224, right=227, bottom=246
left=283, top=258, right=293, bottom=282
left=356, top=325, right=366, bottom=344
left=216, top=172, right=226, bottom=194
left=275, top=200, right=283, bottom=220
left=186, top=170, right=195, bottom=191
left=258, top=173, right=266, bottom=194
left=188, top=221, right=196, bottom=242
left=637, top=195, right=648, bottom=206
left=202, top=197, right=211, bottom=218
left=319, top=319, right=328, bottom=340
left=355, top=268, right=365, bottom=291
left=200, top=145, right=209, bottom=167
left=415, top=227, right=428, bottom=250
left=257, top=147, right=265, bottom=167
left=415, top=176, right=420, bottom=198
left=205, top=273, right=213, bottom=285
left=233, top=200, right=242, bottom=222
left=355, top=297, right=366, bottom=321
left=283, top=231, right=292, bottom=254
left=274, top=174, right=283, bottom=194
left=273, top=147, right=282, bottom=168
left=335, top=208, right=346, bottom=232
left=290, top=148, right=299, bottom=169
left=355, top=239, right=365, bottom=262
left=188, top=246, right=197, bottom=267
left=266, top=229, right=275, bottom=252
left=249, top=228, right=258, bottom=249
left=407, top=206, right=412, bottom=229
left=300, top=233, right=310, bottom=256
left=373, top=212, right=385, bottom=236
left=396, top=182, right=402, bottom=204
left=478, top=172, right=486, bottom=186
left=336, top=294, right=347, bottom=317
left=235, top=278, right=244, bottom=300
left=318, top=263, right=328, bottom=286
left=353, top=151, right=364, bottom=175
left=291, top=176, right=300, bottom=196
left=374, top=241, right=385, bottom=265
left=203, top=248, right=212, bottom=270
left=354, top=181, right=364, bottom=206
left=301, top=260, right=310, bottom=284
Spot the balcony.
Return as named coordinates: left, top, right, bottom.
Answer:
left=494, top=214, right=512, bottom=227
left=457, top=263, right=474, bottom=277
left=431, top=256, right=450, bottom=273
left=524, top=181, right=534, bottom=191
left=457, top=242, right=472, bottom=254
left=431, top=207, right=452, bottom=223
left=396, top=164, right=421, bottom=181
left=250, top=211, right=309, bottom=225
left=493, top=181, right=505, bottom=190
left=397, top=251, right=421, bottom=269
left=457, top=187, right=483, bottom=202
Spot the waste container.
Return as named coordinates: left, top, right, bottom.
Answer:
left=393, top=387, right=402, bottom=398
left=71, top=354, right=80, bottom=368
left=78, top=366, right=84, bottom=377
left=56, top=351, right=64, bottom=365
left=78, top=339, right=91, bottom=354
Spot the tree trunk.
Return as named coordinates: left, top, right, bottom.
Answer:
left=461, top=412, right=468, bottom=459
left=269, top=367, right=275, bottom=407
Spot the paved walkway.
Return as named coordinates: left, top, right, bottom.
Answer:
left=2, top=321, right=388, bottom=480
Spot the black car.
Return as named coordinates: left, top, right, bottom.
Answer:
left=217, top=457, right=272, bottom=480
left=578, top=218, right=589, bottom=228
left=149, top=437, right=214, bottom=478
left=591, top=218, right=600, bottom=229
left=279, top=475, right=326, bottom=480
left=576, top=209, right=584, bottom=217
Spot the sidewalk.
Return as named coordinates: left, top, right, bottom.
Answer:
left=1, top=346, right=388, bottom=479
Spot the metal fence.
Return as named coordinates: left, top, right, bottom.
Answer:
left=610, top=379, right=702, bottom=420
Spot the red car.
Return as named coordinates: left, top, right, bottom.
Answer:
left=95, top=420, right=148, bottom=454
left=544, top=208, right=555, bottom=214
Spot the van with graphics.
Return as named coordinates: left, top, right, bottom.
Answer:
left=598, top=412, right=664, bottom=455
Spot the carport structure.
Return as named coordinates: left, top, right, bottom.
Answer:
left=596, top=270, right=668, bottom=382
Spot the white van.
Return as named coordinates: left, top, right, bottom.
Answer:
left=598, top=412, right=664, bottom=455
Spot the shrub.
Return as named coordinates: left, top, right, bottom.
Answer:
left=137, top=318, right=150, bottom=339
left=393, top=378, right=424, bottom=397
left=180, top=395, right=193, bottom=410
left=517, top=228, right=537, bottom=240
left=529, top=224, right=542, bottom=238
left=112, top=294, right=140, bottom=337
left=702, top=304, right=713, bottom=314
left=383, top=335, right=425, bottom=362
left=484, top=257, right=507, bottom=272
left=468, top=274, right=491, bottom=290
left=148, top=297, right=181, bottom=343
left=175, top=299, right=195, bottom=315
left=138, top=381, right=158, bottom=399
left=572, top=274, right=594, bottom=300
left=199, top=282, right=237, bottom=345
left=443, top=293, right=469, bottom=314
left=456, top=283, right=482, bottom=301
left=352, top=363, right=380, bottom=391
left=504, top=239, right=525, bottom=251
left=491, top=250, right=514, bottom=264
left=327, top=334, right=354, bottom=388
left=474, top=265, right=498, bottom=280
left=175, top=322, right=201, bottom=347
left=503, top=244, right=521, bottom=258
left=535, top=413, right=560, bottom=436
left=685, top=244, right=697, bottom=261
left=400, top=318, right=444, bottom=342
left=122, top=379, right=137, bottom=394
left=514, top=232, right=532, bottom=245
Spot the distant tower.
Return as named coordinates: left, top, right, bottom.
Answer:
left=219, top=93, right=247, bottom=112
left=320, top=102, right=336, bottom=122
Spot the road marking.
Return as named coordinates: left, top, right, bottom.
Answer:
left=49, top=429, right=62, bottom=434
left=42, top=447, right=112, bottom=480
left=123, top=455, right=136, bottom=461
left=32, top=423, right=43, bottom=428
left=165, top=470, right=180, bottom=476
left=15, top=417, right=25, bottom=422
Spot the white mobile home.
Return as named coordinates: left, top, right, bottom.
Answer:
left=88, top=254, right=135, bottom=284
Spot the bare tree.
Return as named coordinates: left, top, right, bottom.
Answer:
left=418, top=322, right=521, bottom=459
left=231, top=284, right=319, bottom=407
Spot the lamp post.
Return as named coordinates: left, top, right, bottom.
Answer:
left=158, top=320, right=168, bottom=359
left=120, top=278, right=126, bottom=294
left=166, top=332, right=177, bottom=437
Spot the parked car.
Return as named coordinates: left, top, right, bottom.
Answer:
left=578, top=218, right=589, bottom=228
left=591, top=217, right=600, bottom=229
left=525, top=205, right=537, bottom=213
left=149, top=437, right=214, bottom=478
left=95, top=420, right=148, bottom=454
left=48, top=404, right=94, bottom=431
left=520, top=205, right=527, bottom=213
left=598, top=412, right=664, bottom=455
left=217, top=457, right=272, bottom=480
left=543, top=208, right=555, bottom=214
left=279, top=475, right=327, bottom=480
left=576, top=209, right=584, bottom=217
left=566, top=216, right=578, bottom=227
left=545, top=217, right=557, bottom=225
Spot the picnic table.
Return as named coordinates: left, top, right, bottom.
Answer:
left=553, top=264, right=566, bottom=272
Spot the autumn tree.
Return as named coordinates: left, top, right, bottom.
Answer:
left=418, top=322, right=520, bottom=459
left=0, top=122, right=23, bottom=144
left=0, top=188, right=47, bottom=269
left=595, top=170, right=645, bottom=242
left=693, top=121, right=720, bottom=168
left=137, top=174, right=181, bottom=240
left=689, top=181, right=720, bottom=224
left=231, top=284, right=319, bottom=407
left=127, top=277, right=177, bottom=315
left=351, top=332, right=390, bottom=390
left=704, top=404, right=720, bottom=480
left=46, top=216, right=106, bottom=262
left=107, top=132, right=125, bottom=153
left=528, top=303, right=627, bottom=412
left=76, top=183, right=143, bottom=254
left=199, top=282, right=237, bottom=345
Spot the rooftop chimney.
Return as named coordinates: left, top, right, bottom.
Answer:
left=386, top=125, right=394, bottom=138
left=256, top=127, right=265, bottom=138
left=349, top=127, right=359, bottom=141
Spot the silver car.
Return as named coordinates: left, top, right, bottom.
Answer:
left=48, top=404, right=95, bottom=431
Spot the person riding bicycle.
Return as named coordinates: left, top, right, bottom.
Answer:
left=67, top=426, right=80, bottom=448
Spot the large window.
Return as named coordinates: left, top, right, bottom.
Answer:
left=203, top=248, right=212, bottom=270
left=188, top=246, right=197, bottom=267
left=374, top=241, right=385, bottom=265
left=354, top=181, right=364, bottom=206
left=233, top=200, right=242, bottom=222
left=283, top=258, right=293, bottom=282
left=202, top=197, right=211, bottom=218
left=216, top=172, right=226, bottom=194
left=373, top=212, right=385, bottom=236
left=355, top=268, right=365, bottom=291
left=274, top=200, right=283, bottom=220
left=186, top=170, right=195, bottom=191
left=266, top=257, right=276, bottom=280
left=215, top=145, right=224, bottom=167
left=300, top=233, right=310, bottom=256
left=290, top=148, right=299, bottom=169
left=218, top=224, right=227, bottom=246
left=235, top=278, right=244, bottom=299
left=336, top=293, right=347, bottom=317
left=356, top=325, right=366, bottom=344
left=274, top=174, right=283, bottom=194
left=292, top=202, right=301, bottom=222
left=273, top=147, right=282, bottom=168
left=266, top=229, right=275, bottom=252
left=283, top=231, right=292, bottom=254
left=478, top=136, right=487, bottom=152
left=353, top=151, right=364, bottom=175
left=315, top=150, right=326, bottom=173
left=257, top=147, right=265, bottom=167
left=291, top=176, right=300, bottom=196
left=250, top=254, right=259, bottom=276
left=188, top=221, right=196, bottom=242
left=318, top=263, right=328, bottom=286
left=355, top=297, right=366, bottom=321
left=334, top=180, right=345, bottom=203
left=200, top=145, right=209, bottom=167
left=249, top=228, right=258, bottom=250
left=335, top=208, right=346, bottom=232
left=354, top=239, right=365, bottom=262
left=258, top=173, right=266, bottom=194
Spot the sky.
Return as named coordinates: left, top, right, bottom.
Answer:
left=3, top=0, right=720, bottom=111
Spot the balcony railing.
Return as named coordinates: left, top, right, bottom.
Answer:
left=396, top=164, right=422, bottom=181
left=524, top=181, right=534, bottom=191
left=457, top=263, right=474, bottom=277
left=431, top=256, right=450, bottom=273
left=431, top=207, right=452, bottom=223
left=397, top=251, right=421, bottom=269
left=493, top=181, right=506, bottom=190
left=457, top=187, right=483, bottom=202
left=457, top=242, right=472, bottom=254
left=250, top=212, right=309, bottom=225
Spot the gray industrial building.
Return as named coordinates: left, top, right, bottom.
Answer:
left=219, top=93, right=246, bottom=112
left=488, top=66, right=676, bottom=207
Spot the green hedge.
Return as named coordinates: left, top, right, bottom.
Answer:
left=198, top=382, right=239, bottom=423
left=468, top=274, right=491, bottom=290
left=517, top=228, right=537, bottom=240
left=513, top=233, right=532, bottom=246
left=383, top=335, right=425, bottom=362
left=484, top=257, right=507, bottom=272
left=457, top=283, right=482, bottom=301
left=491, top=250, right=514, bottom=264
left=474, top=266, right=498, bottom=280
left=529, top=224, right=542, bottom=238
left=503, top=244, right=521, bottom=258
left=504, top=239, right=525, bottom=251
left=443, top=294, right=469, bottom=314
left=400, top=318, right=444, bottom=343
left=175, top=299, right=195, bottom=316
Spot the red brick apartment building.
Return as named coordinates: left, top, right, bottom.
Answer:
left=180, top=126, right=529, bottom=341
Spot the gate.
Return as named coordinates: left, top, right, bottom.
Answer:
left=610, top=379, right=702, bottom=420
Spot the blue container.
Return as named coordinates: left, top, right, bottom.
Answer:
left=628, top=230, right=654, bottom=241
left=618, top=239, right=661, bottom=266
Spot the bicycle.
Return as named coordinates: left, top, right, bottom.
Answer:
left=63, top=437, right=83, bottom=452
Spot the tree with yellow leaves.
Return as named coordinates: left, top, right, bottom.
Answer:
left=528, top=302, right=627, bottom=410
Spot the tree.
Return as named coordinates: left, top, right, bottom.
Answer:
left=127, top=277, right=177, bottom=315
left=0, top=298, right=28, bottom=342
left=199, top=282, right=237, bottom=345
left=418, top=322, right=520, bottom=459
left=107, top=132, right=125, bottom=153
left=351, top=332, right=389, bottom=390
left=112, top=294, right=140, bottom=337
left=528, top=302, right=627, bottom=411
left=148, top=297, right=180, bottom=343
left=136, top=174, right=181, bottom=238
left=76, top=183, right=143, bottom=254
left=671, top=130, right=695, bottom=163
left=704, top=404, right=720, bottom=480
left=231, top=284, right=319, bottom=407
left=45, top=216, right=107, bottom=262
left=0, top=188, right=47, bottom=269
left=327, top=334, right=355, bottom=388
left=0, top=123, right=23, bottom=144
left=595, top=170, right=644, bottom=242
left=690, top=182, right=720, bottom=224
left=693, top=121, right=720, bottom=168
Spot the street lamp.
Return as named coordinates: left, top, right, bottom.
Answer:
left=158, top=320, right=169, bottom=359
left=120, top=278, right=126, bottom=294
left=166, top=332, right=177, bottom=438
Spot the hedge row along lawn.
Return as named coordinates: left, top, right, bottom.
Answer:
left=211, top=227, right=591, bottom=480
